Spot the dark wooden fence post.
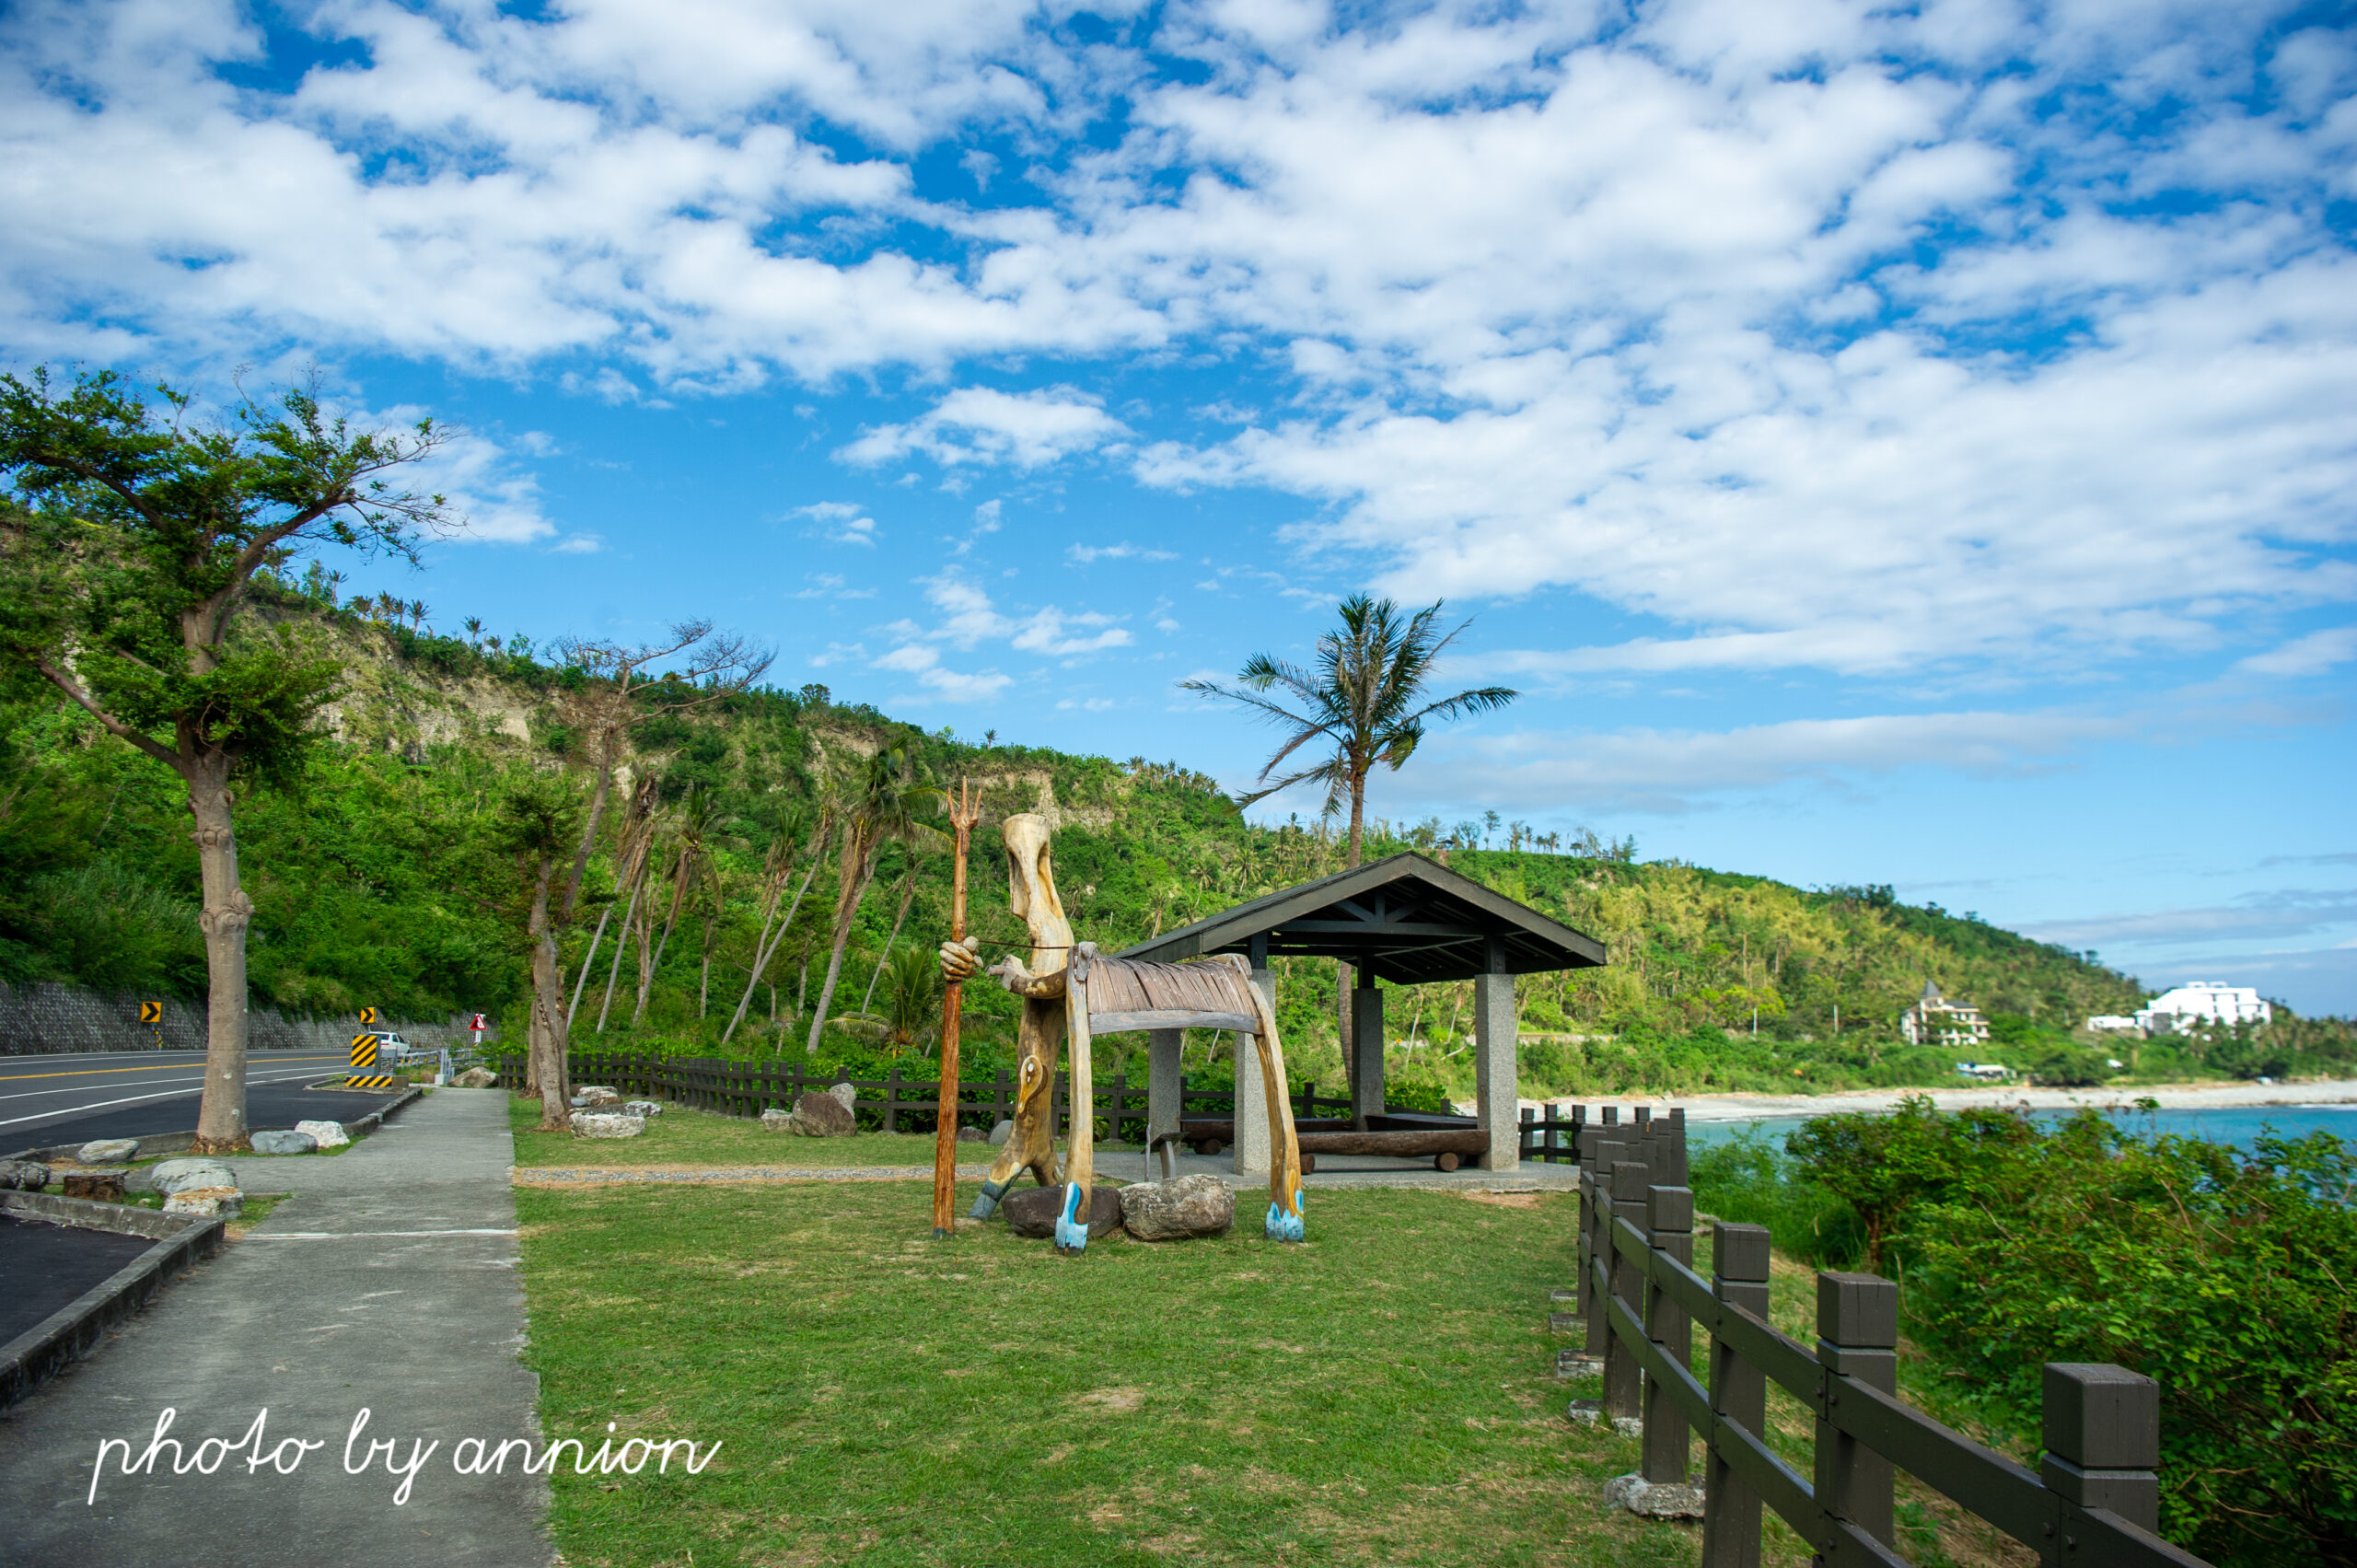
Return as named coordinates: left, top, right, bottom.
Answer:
left=1585, top=1121, right=1630, bottom=1361
left=1643, top=1181, right=1696, bottom=1485
left=1605, top=1156, right=1648, bottom=1427
left=2041, top=1364, right=2161, bottom=1534
left=1701, top=1222, right=1771, bottom=1568
left=1816, top=1272, right=1898, bottom=1550
left=884, top=1066, right=901, bottom=1133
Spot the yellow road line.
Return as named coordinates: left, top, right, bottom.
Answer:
left=0, top=1056, right=341, bottom=1083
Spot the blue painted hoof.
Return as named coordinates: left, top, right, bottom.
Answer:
left=970, top=1179, right=1009, bottom=1221
left=1052, top=1183, right=1089, bottom=1253
left=1265, top=1201, right=1306, bottom=1243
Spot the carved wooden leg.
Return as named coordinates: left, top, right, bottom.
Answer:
left=971, top=1002, right=1062, bottom=1218
left=1247, top=1004, right=1306, bottom=1242
left=1054, top=992, right=1096, bottom=1253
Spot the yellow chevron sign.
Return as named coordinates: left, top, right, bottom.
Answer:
left=351, top=1032, right=381, bottom=1070
left=138, top=1001, right=162, bottom=1025
left=358, top=1007, right=377, bottom=1026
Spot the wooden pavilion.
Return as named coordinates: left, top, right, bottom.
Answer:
left=1116, top=852, right=1606, bottom=1174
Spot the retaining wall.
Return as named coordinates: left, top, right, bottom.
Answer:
left=0, top=981, right=478, bottom=1056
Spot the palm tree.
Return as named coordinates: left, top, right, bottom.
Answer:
left=1184, top=593, right=1517, bottom=1121
left=804, top=743, right=943, bottom=1052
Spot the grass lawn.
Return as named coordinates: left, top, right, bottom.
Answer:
left=509, top=1094, right=988, bottom=1169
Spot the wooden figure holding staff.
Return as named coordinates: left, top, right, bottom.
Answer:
left=930, top=779, right=984, bottom=1238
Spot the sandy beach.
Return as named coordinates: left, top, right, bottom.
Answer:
left=1507, top=1078, right=2357, bottom=1122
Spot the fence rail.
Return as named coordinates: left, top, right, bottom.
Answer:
left=497, top=1052, right=1352, bottom=1140
left=1572, top=1107, right=2210, bottom=1568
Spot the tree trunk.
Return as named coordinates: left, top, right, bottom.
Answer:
left=805, top=834, right=877, bottom=1054
left=596, top=862, right=646, bottom=1032
left=637, top=847, right=693, bottom=1023
left=565, top=900, right=614, bottom=1040
left=525, top=853, right=571, bottom=1130
left=859, top=872, right=918, bottom=1016
left=187, top=753, right=253, bottom=1154
left=1339, top=770, right=1366, bottom=1130
left=722, top=833, right=826, bottom=1045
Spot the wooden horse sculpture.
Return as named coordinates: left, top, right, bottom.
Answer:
left=942, top=813, right=1306, bottom=1252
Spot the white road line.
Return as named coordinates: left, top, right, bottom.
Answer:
left=243, top=1229, right=518, bottom=1240
left=0, top=1067, right=382, bottom=1129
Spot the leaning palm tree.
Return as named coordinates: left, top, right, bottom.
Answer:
left=1183, top=593, right=1517, bottom=1122
left=804, top=743, right=944, bottom=1053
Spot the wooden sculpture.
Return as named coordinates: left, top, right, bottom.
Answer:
left=941, top=812, right=1306, bottom=1251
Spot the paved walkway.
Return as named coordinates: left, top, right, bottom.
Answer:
left=0, top=1087, right=552, bottom=1567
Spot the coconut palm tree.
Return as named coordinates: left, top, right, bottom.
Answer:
left=1183, top=593, right=1517, bottom=1121
left=804, top=743, right=943, bottom=1052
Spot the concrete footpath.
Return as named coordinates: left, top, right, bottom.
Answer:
left=0, top=1087, right=552, bottom=1567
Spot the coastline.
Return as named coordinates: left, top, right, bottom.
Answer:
left=1505, top=1078, right=2357, bottom=1122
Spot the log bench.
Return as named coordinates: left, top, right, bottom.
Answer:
left=1178, top=1119, right=1489, bottom=1172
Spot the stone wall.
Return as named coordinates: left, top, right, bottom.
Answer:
left=0, top=981, right=481, bottom=1056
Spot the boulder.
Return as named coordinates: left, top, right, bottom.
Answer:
left=570, top=1112, right=646, bottom=1139
left=0, top=1159, right=51, bottom=1191
left=1119, top=1173, right=1236, bottom=1241
left=453, top=1067, right=498, bottom=1088
left=956, top=1125, right=987, bottom=1144
left=576, top=1085, right=622, bottom=1106
left=293, top=1119, right=350, bottom=1148
left=1003, top=1183, right=1124, bottom=1241
left=77, top=1138, right=139, bottom=1164
left=759, top=1107, right=795, bottom=1132
left=164, top=1185, right=244, bottom=1218
left=987, top=1119, right=1014, bottom=1146
left=63, top=1169, right=126, bottom=1202
left=623, top=1100, right=664, bottom=1117
left=788, top=1090, right=856, bottom=1137
left=139, top=1157, right=237, bottom=1196
left=825, top=1082, right=857, bottom=1116
left=1603, top=1474, right=1706, bottom=1518
left=250, top=1130, right=318, bottom=1156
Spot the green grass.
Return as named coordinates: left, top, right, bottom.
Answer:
left=513, top=1179, right=1734, bottom=1568
left=508, top=1094, right=981, bottom=1169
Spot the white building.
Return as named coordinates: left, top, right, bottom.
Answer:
left=2085, top=1015, right=2141, bottom=1034
left=2129, top=981, right=2271, bottom=1035
left=1901, top=980, right=1991, bottom=1047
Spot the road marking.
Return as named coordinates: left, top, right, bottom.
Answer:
left=0, top=1056, right=340, bottom=1083
left=0, top=1065, right=338, bottom=1108
left=243, top=1229, right=518, bottom=1240
left=0, top=1067, right=385, bottom=1129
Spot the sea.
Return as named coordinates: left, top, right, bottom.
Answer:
left=1676, top=1101, right=2357, bottom=1155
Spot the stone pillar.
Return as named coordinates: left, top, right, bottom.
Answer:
left=1350, top=972, right=1384, bottom=1128
left=1146, top=1028, right=1183, bottom=1179
left=1473, top=944, right=1518, bottom=1170
left=1235, top=936, right=1272, bottom=1178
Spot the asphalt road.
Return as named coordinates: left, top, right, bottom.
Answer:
left=0, top=1051, right=399, bottom=1151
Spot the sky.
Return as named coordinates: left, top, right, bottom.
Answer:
left=3, top=0, right=2352, bottom=1012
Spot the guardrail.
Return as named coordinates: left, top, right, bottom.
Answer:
left=1573, top=1110, right=2210, bottom=1567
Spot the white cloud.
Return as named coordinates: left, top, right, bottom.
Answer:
left=839, top=387, right=1129, bottom=470
left=1010, top=606, right=1132, bottom=656
left=548, top=532, right=604, bottom=554
left=2235, top=626, right=2357, bottom=678
left=1068, top=541, right=1178, bottom=563
left=793, top=501, right=880, bottom=546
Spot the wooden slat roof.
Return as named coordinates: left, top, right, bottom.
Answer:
left=1114, top=852, right=1606, bottom=984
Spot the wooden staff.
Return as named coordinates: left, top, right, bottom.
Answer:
left=933, top=779, right=984, bottom=1238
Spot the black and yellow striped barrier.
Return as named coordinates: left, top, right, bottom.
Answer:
left=343, top=1031, right=395, bottom=1086
left=344, top=1075, right=397, bottom=1088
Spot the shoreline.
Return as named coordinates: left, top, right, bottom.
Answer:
left=1504, top=1078, right=2357, bottom=1122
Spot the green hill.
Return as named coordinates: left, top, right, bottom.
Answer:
left=3, top=597, right=2345, bottom=1096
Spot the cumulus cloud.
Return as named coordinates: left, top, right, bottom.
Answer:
left=866, top=569, right=1131, bottom=701
left=793, top=501, right=880, bottom=546
left=839, top=387, right=1129, bottom=470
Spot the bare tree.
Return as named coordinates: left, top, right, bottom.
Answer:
left=804, top=743, right=942, bottom=1053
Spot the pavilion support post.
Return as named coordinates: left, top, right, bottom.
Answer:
left=1146, top=1028, right=1183, bottom=1181
left=1236, top=934, right=1272, bottom=1178
left=1350, top=969, right=1384, bottom=1131
left=1473, top=938, right=1518, bottom=1171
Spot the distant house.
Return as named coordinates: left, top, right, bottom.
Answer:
left=2085, top=1015, right=2141, bottom=1033
left=1900, top=980, right=1991, bottom=1047
left=2133, top=981, right=2271, bottom=1035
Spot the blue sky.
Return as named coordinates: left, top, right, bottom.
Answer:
left=4, top=0, right=2353, bottom=1010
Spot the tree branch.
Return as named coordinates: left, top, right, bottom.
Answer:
left=33, top=656, right=180, bottom=770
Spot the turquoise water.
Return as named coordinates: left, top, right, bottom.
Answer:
left=1677, top=1102, right=2357, bottom=1154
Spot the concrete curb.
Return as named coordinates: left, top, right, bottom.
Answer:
left=0, top=1191, right=225, bottom=1411
left=10, top=1084, right=422, bottom=1164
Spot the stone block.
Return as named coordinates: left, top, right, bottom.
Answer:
left=250, top=1130, right=318, bottom=1156
left=77, top=1138, right=139, bottom=1164
left=570, top=1112, right=646, bottom=1138
left=1119, top=1173, right=1236, bottom=1241
left=293, top=1119, right=350, bottom=1148
left=164, top=1185, right=244, bottom=1218
left=62, top=1169, right=126, bottom=1202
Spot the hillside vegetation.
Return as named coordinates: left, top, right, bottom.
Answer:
left=3, top=596, right=2347, bottom=1097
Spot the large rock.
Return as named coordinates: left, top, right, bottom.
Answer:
left=788, top=1090, right=856, bottom=1137
left=956, top=1125, right=987, bottom=1144
left=63, top=1169, right=126, bottom=1201
left=1003, top=1183, right=1124, bottom=1241
left=570, top=1112, right=646, bottom=1138
left=77, top=1138, right=138, bottom=1164
left=453, top=1067, right=498, bottom=1088
left=137, top=1157, right=237, bottom=1196
left=294, top=1119, right=350, bottom=1148
left=825, top=1082, right=857, bottom=1116
left=987, top=1119, right=1014, bottom=1146
left=623, top=1100, right=664, bottom=1118
left=1120, top=1174, right=1236, bottom=1241
left=1603, top=1474, right=1706, bottom=1518
left=164, top=1185, right=244, bottom=1218
left=250, top=1130, right=318, bottom=1156
left=575, top=1085, right=621, bottom=1106
left=760, top=1107, right=795, bottom=1132
left=0, top=1159, right=51, bottom=1191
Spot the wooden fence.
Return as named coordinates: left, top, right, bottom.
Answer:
left=1572, top=1108, right=2209, bottom=1567
left=497, top=1053, right=1352, bottom=1140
